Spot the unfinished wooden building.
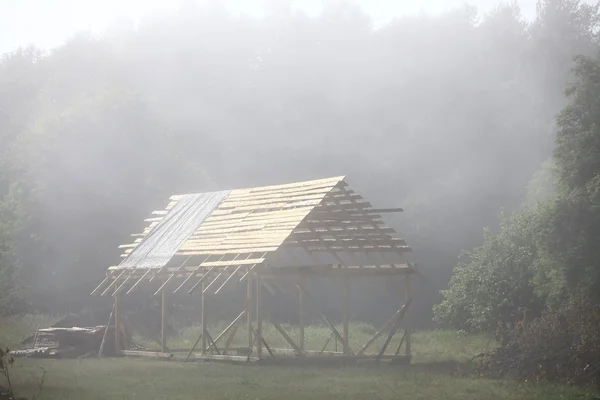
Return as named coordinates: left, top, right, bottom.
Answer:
left=91, top=176, right=417, bottom=364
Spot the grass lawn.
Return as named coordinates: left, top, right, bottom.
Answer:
left=9, top=358, right=598, bottom=400
left=2, top=315, right=599, bottom=400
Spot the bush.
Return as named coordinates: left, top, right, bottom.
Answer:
left=433, top=210, right=545, bottom=333
left=476, top=298, right=600, bottom=386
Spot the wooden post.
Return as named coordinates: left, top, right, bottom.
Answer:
left=343, top=274, right=350, bottom=356
left=256, top=272, right=263, bottom=359
left=299, top=275, right=305, bottom=352
left=201, top=281, right=207, bottom=355
left=404, top=274, right=412, bottom=357
left=161, top=288, right=167, bottom=353
left=114, top=281, right=121, bottom=355
left=247, top=274, right=253, bottom=355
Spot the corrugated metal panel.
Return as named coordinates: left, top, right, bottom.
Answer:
left=117, top=190, right=231, bottom=269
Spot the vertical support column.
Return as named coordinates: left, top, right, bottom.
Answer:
left=404, top=274, right=412, bottom=358
left=343, top=274, right=350, bottom=356
left=299, top=275, right=305, bottom=352
left=161, top=288, right=167, bottom=353
left=201, top=281, right=206, bottom=355
left=256, top=273, right=263, bottom=359
left=247, top=274, right=253, bottom=355
left=114, top=281, right=121, bottom=355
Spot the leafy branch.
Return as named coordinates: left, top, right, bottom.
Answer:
left=0, top=347, right=45, bottom=400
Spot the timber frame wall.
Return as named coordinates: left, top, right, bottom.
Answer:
left=91, top=176, right=418, bottom=364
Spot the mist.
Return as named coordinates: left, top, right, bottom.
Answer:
left=1, top=0, right=597, bottom=328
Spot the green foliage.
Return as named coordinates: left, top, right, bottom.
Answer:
left=438, top=51, right=600, bottom=331
left=536, top=54, right=600, bottom=304
left=0, top=187, right=28, bottom=316
left=434, top=210, right=545, bottom=332
left=0, top=0, right=599, bottom=325
left=0, top=346, right=15, bottom=398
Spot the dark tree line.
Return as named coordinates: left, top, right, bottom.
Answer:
left=0, top=0, right=597, bottom=327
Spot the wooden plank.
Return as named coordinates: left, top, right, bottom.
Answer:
left=376, top=298, right=412, bottom=362
left=201, top=281, right=206, bottom=354
left=247, top=275, right=253, bottom=357
left=218, top=193, right=331, bottom=209
left=287, top=233, right=397, bottom=245
left=199, top=210, right=312, bottom=226
left=161, top=289, right=167, bottom=352
left=112, top=275, right=131, bottom=296
left=118, top=243, right=139, bottom=249
left=299, top=276, right=305, bottom=352
left=185, top=331, right=203, bottom=362
left=101, top=271, right=126, bottom=295
left=357, top=307, right=405, bottom=356
left=192, top=219, right=301, bottom=233
left=126, top=269, right=152, bottom=294
left=405, top=275, right=412, bottom=357
left=304, top=214, right=382, bottom=222
left=184, top=237, right=289, bottom=248
left=194, top=226, right=276, bottom=239
left=343, top=275, right=350, bottom=356
left=180, top=258, right=265, bottom=268
left=203, top=267, right=229, bottom=293
left=290, top=238, right=406, bottom=247
left=114, top=286, right=121, bottom=355
left=272, top=323, right=303, bottom=355
left=218, top=192, right=359, bottom=210
left=183, top=241, right=286, bottom=251
left=228, top=176, right=344, bottom=195
left=178, top=246, right=279, bottom=255
left=210, top=310, right=246, bottom=349
left=187, top=267, right=216, bottom=295
left=187, top=230, right=297, bottom=242
left=192, top=354, right=259, bottom=362
left=365, top=208, right=403, bottom=213
left=122, top=350, right=173, bottom=359
left=185, top=233, right=291, bottom=244
left=211, top=186, right=336, bottom=204
left=315, top=202, right=373, bottom=212
left=302, top=245, right=412, bottom=253
left=215, top=264, right=244, bottom=294
left=256, top=274, right=263, bottom=359
left=209, top=199, right=322, bottom=213
left=296, top=284, right=352, bottom=355
left=226, top=182, right=337, bottom=198
left=91, top=276, right=111, bottom=295
left=300, top=222, right=387, bottom=230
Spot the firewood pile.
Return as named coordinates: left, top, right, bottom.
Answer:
left=475, top=298, right=600, bottom=386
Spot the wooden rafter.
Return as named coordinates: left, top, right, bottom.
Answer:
left=93, top=176, right=417, bottom=297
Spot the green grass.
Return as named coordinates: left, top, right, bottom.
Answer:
left=9, top=358, right=598, bottom=400
left=1, top=315, right=599, bottom=400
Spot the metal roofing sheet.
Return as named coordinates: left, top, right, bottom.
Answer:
left=117, top=190, right=231, bottom=269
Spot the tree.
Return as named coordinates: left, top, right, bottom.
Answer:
left=433, top=210, right=545, bottom=332
left=534, top=54, right=600, bottom=304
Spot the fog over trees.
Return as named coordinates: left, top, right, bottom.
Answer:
left=1, top=0, right=599, bottom=330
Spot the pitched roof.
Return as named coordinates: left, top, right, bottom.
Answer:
left=93, top=176, right=414, bottom=296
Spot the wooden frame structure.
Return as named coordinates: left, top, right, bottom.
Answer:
left=91, top=176, right=417, bottom=365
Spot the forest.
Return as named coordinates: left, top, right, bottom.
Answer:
left=1, top=0, right=600, bottom=366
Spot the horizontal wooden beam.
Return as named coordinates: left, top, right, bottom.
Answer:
left=122, top=350, right=173, bottom=359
